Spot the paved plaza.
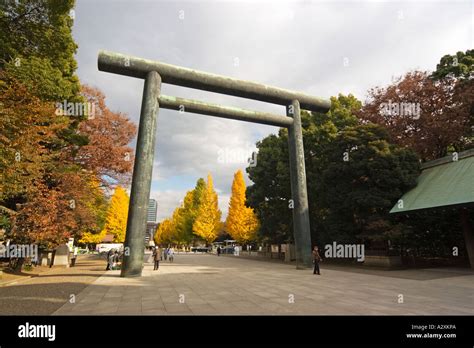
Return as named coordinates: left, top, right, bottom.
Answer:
left=53, top=253, right=474, bottom=315
left=0, top=255, right=106, bottom=315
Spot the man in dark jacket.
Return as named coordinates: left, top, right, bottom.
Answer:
left=153, top=247, right=162, bottom=270
left=312, top=246, right=322, bottom=275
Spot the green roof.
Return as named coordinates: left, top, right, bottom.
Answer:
left=390, top=149, right=474, bottom=213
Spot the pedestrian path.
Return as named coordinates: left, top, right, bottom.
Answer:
left=54, top=254, right=474, bottom=315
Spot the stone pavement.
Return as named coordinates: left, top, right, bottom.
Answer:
left=0, top=254, right=107, bottom=315
left=54, top=253, right=474, bottom=315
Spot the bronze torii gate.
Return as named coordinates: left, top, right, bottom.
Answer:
left=98, top=51, right=330, bottom=277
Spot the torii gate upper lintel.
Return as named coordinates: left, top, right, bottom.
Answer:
left=97, top=50, right=331, bottom=277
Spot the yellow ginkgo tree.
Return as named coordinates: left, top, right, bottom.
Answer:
left=101, top=186, right=130, bottom=243
left=193, top=173, right=222, bottom=244
left=225, top=170, right=259, bottom=244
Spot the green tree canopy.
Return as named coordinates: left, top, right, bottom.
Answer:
left=432, top=49, right=474, bottom=80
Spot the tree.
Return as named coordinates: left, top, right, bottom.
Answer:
left=155, top=218, right=173, bottom=246
left=11, top=183, right=78, bottom=249
left=359, top=71, right=472, bottom=161
left=319, top=123, right=419, bottom=243
left=175, top=190, right=196, bottom=245
left=432, top=49, right=474, bottom=80
left=2, top=57, right=81, bottom=103
left=101, top=187, right=130, bottom=243
left=0, top=1, right=85, bottom=150
left=69, top=86, right=137, bottom=187
left=246, top=94, right=360, bottom=245
left=193, top=174, right=222, bottom=244
left=189, top=179, right=206, bottom=221
left=226, top=170, right=259, bottom=244
left=79, top=230, right=106, bottom=246
left=431, top=49, right=474, bottom=152
left=246, top=132, right=292, bottom=244
left=169, top=206, right=187, bottom=246
left=0, top=0, right=80, bottom=97
left=154, top=178, right=208, bottom=246
left=0, top=0, right=137, bottom=258
left=0, top=77, right=68, bottom=202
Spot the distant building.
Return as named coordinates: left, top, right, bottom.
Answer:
left=146, top=222, right=158, bottom=246
left=147, top=199, right=157, bottom=222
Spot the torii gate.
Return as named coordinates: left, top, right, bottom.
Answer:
left=98, top=51, right=330, bottom=277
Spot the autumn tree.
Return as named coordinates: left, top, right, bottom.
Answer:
left=0, top=78, right=67, bottom=202
left=190, top=178, right=206, bottom=218
left=153, top=178, right=208, bottom=246
left=11, top=183, right=77, bottom=249
left=226, top=170, right=259, bottom=244
left=193, top=174, right=222, bottom=244
left=155, top=218, right=173, bottom=246
left=102, top=187, right=130, bottom=243
left=79, top=230, right=106, bottom=246
left=0, top=0, right=85, bottom=251
left=174, top=190, right=196, bottom=245
left=70, top=86, right=137, bottom=187
left=1, top=1, right=85, bottom=148
left=359, top=71, right=472, bottom=161
left=0, top=1, right=138, bottom=257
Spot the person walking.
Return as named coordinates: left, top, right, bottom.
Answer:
left=168, top=247, right=174, bottom=263
left=113, top=250, right=120, bottom=269
left=153, top=246, right=162, bottom=270
left=106, top=249, right=115, bottom=270
left=217, top=246, right=221, bottom=256
left=163, top=247, right=168, bottom=261
left=312, top=245, right=322, bottom=275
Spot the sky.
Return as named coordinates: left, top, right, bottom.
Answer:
left=71, top=0, right=473, bottom=221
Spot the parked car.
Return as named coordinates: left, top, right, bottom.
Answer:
left=191, top=247, right=210, bottom=253
left=97, top=243, right=123, bottom=255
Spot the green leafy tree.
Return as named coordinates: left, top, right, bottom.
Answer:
left=432, top=49, right=474, bottom=80
left=319, top=123, right=419, bottom=244
left=246, top=94, right=360, bottom=244
left=0, top=0, right=80, bottom=95
left=246, top=132, right=292, bottom=244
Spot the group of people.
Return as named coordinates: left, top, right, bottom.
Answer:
left=152, top=246, right=175, bottom=270
left=108, top=243, right=322, bottom=275
left=105, top=249, right=121, bottom=271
